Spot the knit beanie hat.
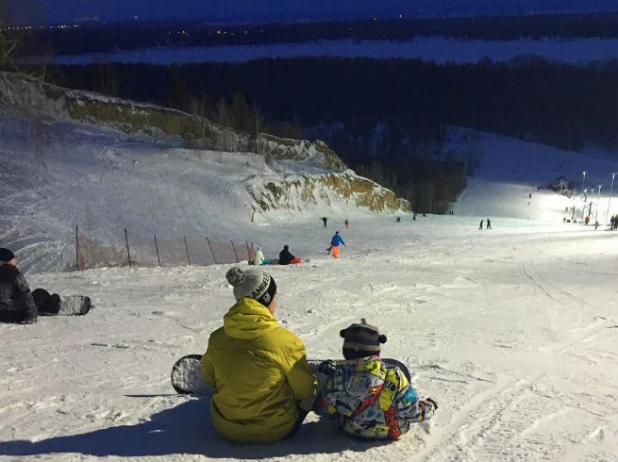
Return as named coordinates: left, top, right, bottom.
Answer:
left=225, top=267, right=277, bottom=308
left=0, top=248, right=15, bottom=263
left=340, top=318, right=387, bottom=360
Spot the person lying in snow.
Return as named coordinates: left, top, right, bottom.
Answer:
left=201, top=268, right=317, bottom=444
left=0, top=248, right=93, bottom=324
left=315, top=319, right=437, bottom=440
left=278, top=245, right=302, bottom=265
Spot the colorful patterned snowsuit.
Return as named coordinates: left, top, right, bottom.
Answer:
left=317, top=356, right=435, bottom=440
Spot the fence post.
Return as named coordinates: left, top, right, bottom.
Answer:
left=232, top=240, right=240, bottom=263
left=124, top=229, right=132, bottom=268
left=154, top=235, right=161, bottom=267
left=184, top=236, right=191, bottom=266
left=207, top=237, right=217, bottom=265
left=75, top=225, right=81, bottom=271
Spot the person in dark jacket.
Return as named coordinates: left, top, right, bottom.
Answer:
left=279, top=245, right=302, bottom=265
left=0, top=248, right=37, bottom=324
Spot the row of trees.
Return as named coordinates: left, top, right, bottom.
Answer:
left=42, top=57, right=618, bottom=153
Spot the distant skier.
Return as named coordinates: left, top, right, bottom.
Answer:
left=479, top=220, right=483, bottom=230
left=595, top=220, right=599, bottom=230
left=321, top=217, right=328, bottom=228
left=278, top=245, right=302, bottom=265
left=315, top=319, right=437, bottom=440
left=396, top=217, right=401, bottom=223
left=611, top=216, right=615, bottom=229
left=486, top=218, right=492, bottom=229
left=585, top=216, right=590, bottom=226
left=344, top=219, right=349, bottom=229
left=330, top=231, right=346, bottom=259
left=413, top=214, right=417, bottom=221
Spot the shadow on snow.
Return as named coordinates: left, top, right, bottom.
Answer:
left=0, top=398, right=389, bottom=458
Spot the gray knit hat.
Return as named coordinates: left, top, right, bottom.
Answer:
left=340, top=318, right=387, bottom=360
left=225, top=267, right=277, bottom=307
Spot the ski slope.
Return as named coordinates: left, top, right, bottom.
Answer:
left=454, top=130, right=618, bottom=223
left=2, top=115, right=618, bottom=460
left=1, top=217, right=618, bottom=461
left=0, top=117, right=393, bottom=274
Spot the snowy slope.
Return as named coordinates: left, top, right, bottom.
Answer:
left=0, top=117, right=404, bottom=273
left=1, top=218, right=618, bottom=461
left=453, top=129, right=618, bottom=223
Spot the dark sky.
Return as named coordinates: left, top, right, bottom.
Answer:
left=6, top=0, right=618, bottom=24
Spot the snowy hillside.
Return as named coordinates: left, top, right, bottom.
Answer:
left=0, top=116, right=407, bottom=274
left=452, top=129, right=618, bottom=223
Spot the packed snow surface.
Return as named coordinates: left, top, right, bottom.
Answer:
left=39, top=37, right=618, bottom=66
left=1, top=217, right=618, bottom=461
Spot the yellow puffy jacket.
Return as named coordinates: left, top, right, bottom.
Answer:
left=201, top=297, right=317, bottom=444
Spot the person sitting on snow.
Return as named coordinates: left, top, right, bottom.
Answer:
left=251, top=247, right=270, bottom=265
left=279, top=245, right=302, bottom=265
left=316, top=319, right=437, bottom=440
left=201, top=268, right=317, bottom=443
left=0, top=248, right=37, bottom=324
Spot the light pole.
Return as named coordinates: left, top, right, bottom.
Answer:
left=581, top=171, right=587, bottom=221
left=605, top=172, right=616, bottom=225
left=595, top=184, right=602, bottom=222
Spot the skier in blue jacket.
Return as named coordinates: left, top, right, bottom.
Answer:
left=329, top=231, right=346, bottom=258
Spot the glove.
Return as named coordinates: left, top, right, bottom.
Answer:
left=318, top=360, right=337, bottom=375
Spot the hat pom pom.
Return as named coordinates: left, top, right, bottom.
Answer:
left=339, top=329, right=347, bottom=338
left=225, top=267, right=244, bottom=287
left=379, top=334, right=387, bottom=344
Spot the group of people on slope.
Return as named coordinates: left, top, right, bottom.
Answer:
left=201, top=266, right=437, bottom=444
left=252, top=231, right=347, bottom=266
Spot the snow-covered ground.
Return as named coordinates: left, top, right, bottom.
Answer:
left=3, top=106, right=618, bottom=460
left=37, top=37, right=618, bottom=66
left=1, top=217, right=618, bottom=461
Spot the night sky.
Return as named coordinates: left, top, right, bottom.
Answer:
left=5, top=0, right=618, bottom=25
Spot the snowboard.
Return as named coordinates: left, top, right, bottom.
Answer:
left=170, top=355, right=410, bottom=395
left=32, top=288, right=93, bottom=316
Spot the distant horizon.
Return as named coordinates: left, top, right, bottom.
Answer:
left=4, top=0, right=618, bottom=26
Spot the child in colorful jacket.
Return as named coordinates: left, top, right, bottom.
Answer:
left=316, top=319, right=437, bottom=440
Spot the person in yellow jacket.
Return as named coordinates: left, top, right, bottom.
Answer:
left=201, top=267, right=318, bottom=444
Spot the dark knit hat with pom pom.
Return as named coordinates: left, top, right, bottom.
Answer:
left=340, top=318, right=387, bottom=360
left=225, top=267, right=277, bottom=308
